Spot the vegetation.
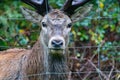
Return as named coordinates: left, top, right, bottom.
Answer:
left=0, top=0, right=120, bottom=79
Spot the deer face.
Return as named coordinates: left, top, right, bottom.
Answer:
left=21, top=0, right=92, bottom=50
left=41, top=10, right=72, bottom=49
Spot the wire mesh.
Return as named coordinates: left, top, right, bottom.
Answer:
left=0, top=45, right=119, bottom=80
left=0, top=0, right=120, bottom=80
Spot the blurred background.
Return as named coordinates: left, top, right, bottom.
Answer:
left=0, top=0, right=120, bottom=79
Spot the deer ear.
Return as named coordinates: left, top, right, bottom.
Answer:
left=70, top=4, right=93, bottom=23
left=20, top=6, right=43, bottom=23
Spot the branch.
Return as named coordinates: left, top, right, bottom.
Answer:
left=88, top=60, right=108, bottom=79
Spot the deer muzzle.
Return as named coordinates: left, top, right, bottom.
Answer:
left=48, top=36, right=65, bottom=49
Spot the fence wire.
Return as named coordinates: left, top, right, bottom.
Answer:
left=0, top=0, right=120, bottom=80
left=0, top=16, right=119, bottom=20
left=0, top=45, right=120, bottom=80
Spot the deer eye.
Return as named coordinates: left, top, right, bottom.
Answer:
left=42, top=22, right=47, bottom=27
left=67, top=23, right=72, bottom=28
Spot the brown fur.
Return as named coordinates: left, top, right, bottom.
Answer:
left=0, top=48, right=30, bottom=80
left=0, top=9, right=70, bottom=80
left=49, top=9, right=64, bottom=18
left=0, top=0, right=91, bottom=79
left=0, top=39, right=68, bottom=80
left=0, top=40, right=44, bottom=80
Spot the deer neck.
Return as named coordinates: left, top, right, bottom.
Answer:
left=26, top=31, right=68, bottom=80
left=40, top=30, right=68, bottom=80
left=48, top=50, right=68, bottom=80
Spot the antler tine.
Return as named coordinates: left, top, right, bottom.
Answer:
left=61, top=0, right=73, bottom=11
left=61, top=0, right=91, bottom=15
left=21, top=0, right=51, bottom=15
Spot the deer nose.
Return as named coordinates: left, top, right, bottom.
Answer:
left=51, top=40, right=63, bottom=48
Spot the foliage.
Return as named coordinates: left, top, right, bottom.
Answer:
left=0, top=1, right=119, bottom=50
left=0, top=0, right=120, bottom=79
left=0, top=0, right=120, bottom=53
left=100, top=41, right=120, bottom=62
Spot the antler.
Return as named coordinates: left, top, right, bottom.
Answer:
left=61, top=0, right=91, bottom=15
left=21, top=0, right=51, bottom=15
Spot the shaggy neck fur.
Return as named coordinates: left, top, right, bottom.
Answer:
left=26, top=32, right=68, bottom=80
left=26, top=40, right=44, bottom=80
left=48, top=50, right=68, bottom=80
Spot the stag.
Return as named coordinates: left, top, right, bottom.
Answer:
left=0, top=0, right=92, bottom=80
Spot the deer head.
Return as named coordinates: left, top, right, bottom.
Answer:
left=21, top=0, right=92, bottom=51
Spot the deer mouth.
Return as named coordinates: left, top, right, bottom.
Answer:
left=48, top=45, right=65, bottom=50
left=49, top=48, right=64, bottom=54
left=49, top=47, right=64, bottom=50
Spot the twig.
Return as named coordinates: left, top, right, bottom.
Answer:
left=80, top=47, right=86, bottom=61
left=79, top=53, right=96, bottom=72
left=82, top=71, right=92, bottom=80
left=68, top=71, right=72, bottom=80
left=88, top=60, right=107, bottom=79
left=107, top=57, right=115, bottom=80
